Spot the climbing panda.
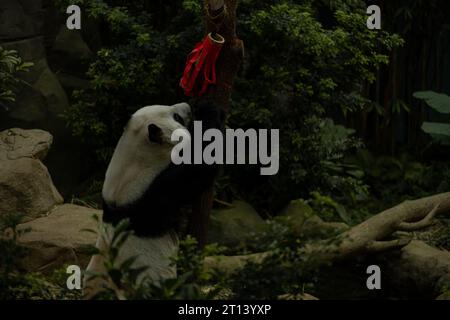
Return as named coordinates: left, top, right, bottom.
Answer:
left=84, top=101, right=223, bottom=298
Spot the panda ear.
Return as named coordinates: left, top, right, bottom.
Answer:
left=148, top=124, right=163, bottom=144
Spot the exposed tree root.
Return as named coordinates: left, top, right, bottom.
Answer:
left=205, top=192, right=450, bottom=296
left=300, top=192, right=450, bottom=262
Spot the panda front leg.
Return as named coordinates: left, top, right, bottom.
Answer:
left=84, top=225, right=178, bottom=299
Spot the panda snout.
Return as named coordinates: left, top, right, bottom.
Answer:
left=168, top=127, right=190, bottom=146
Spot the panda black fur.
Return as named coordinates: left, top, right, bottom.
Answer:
left=101, top=100, right=223, bottom=237
left=84, top=101, right=223, bottom=297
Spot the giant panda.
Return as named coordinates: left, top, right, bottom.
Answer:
left=84, top=101, right=223, bottom=298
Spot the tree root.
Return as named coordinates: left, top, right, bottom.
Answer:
left=205, top=193, right=450, bottom=286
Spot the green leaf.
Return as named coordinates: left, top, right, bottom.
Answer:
left=413, top=91, right=450, bottom=114
left=421, top=122, right=450, bottom=145
left=335, top=204, right=352, bottom=224
left=346, top=169, right=365, bottom=179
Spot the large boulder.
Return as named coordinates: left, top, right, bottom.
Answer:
left=18, top=204, right=101, bottom=273
left=0, top=128, right=62, bottom=221
left=384, top=240, right=450, bottom=300
left=208, top=201, right=268, bottom=247
left=1, top=37, right=69, bottom=134
left=51, top=27, right=93, bottom=73
left=33, top=67, right=69, bottom=116
left=0, top=1, right=96, bottom=196
left=0, top=0, right=44, bottom=41
left=0, top=128, right=53, bottom=161
left=0, top=157, right=63, bottom=221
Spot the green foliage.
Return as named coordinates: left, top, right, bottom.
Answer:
left=47, top=266, right=83, bottom=299
left=421, top=123, right=450, bottom=146
left=432, top=223, right=450, bottom=252
left=414, top=91, right=450, bottom=145
left=151, top=236, right=226, bottom=300
left=84, top=218, right=225, bottom=300
left=231, top=216, right=307, bottom=255
left=0, top=214, right=85, bottom=300
left=346, top=150, right=450, bottom=214
left=0, top=214, right=29, bottom=282
left=61, top=0, right=402, bottom=210
left=316, top=120, right=369, bottom=208
left=0, top=213, right=51, bottom=300
left=227, top=1, right=402, bottom=212
left=225, top=220, right=323, bottom=299
left=83, top=217, right=148, bottom=300
left=61, top=0, right=202, bottom=163
left=82, top=216, right=332, bottom=300
left=308, top=191, right=350, bottom=223
left=0, top=47, right=33, bottom=110
left=227, top=251, right=316, bottom=300
left=414, top=91, right=450, bottom=114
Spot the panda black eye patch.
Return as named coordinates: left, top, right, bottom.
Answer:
left=148, top=124, right=163, bottom=144
left=173, top=113, right=185, bottom=126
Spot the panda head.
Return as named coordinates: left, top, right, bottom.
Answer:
left=102, top=102, right=192, bottom=207
left=128, top=102, right=192, bottom=146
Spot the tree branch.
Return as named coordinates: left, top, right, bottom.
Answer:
left=366, top=238, right=412, bottom=252
left=205, top=192, right=450, bottom=274
left=397, top=203, right=440, bottom=231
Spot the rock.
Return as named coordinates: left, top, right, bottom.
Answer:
left=0, top=0, right=44, bottom=41
left=0, top=2, right=93, bottom=199
left=52, top=27, right=93, bottom=71
left=279, top=199, right=314, bottom=221
left=0, top=158, right=63, bottom=221
left=1, top=37, right=70, bottom=131
left=208, top=201, right=268, bottom=247
left=47, top=26, right=93, bottom=107
left=33, top=67, right=69, bottom=116
left=0, top=128, right=53, bottom=161
left=204, top=252, right=269, bottom=276
left=56, top=72, right=91, bottom=92
left=384, top=240, right=450, bottom=299
left=18, top=204, right=102, bottom=273
left=1, top=38, right=86, bottom=196
left=279, top=199, right=349, bottom=238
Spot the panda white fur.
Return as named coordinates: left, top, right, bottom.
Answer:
left=84, top=101, right=223, bottom=298
left=102, top=103, right=192, bottom=209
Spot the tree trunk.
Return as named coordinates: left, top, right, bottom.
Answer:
left=189, top=0, right=244, bottom=247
